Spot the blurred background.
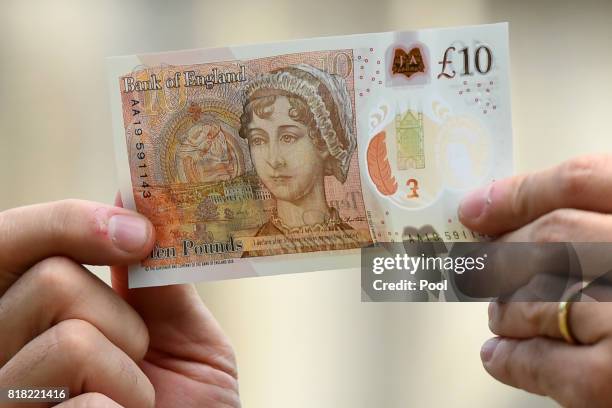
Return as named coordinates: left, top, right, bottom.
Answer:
left=1, top=0, right=610, bottom=406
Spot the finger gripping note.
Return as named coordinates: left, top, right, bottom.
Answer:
left=367, top=131, right=398, bottom=196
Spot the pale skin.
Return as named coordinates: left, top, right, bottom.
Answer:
left=0, top=196, right=240, bottom=407
left=3, top=154, right=612, bottom=406
left=459, top=154, right=612, bottom=407
left=246, top=95, right=331, bottom=227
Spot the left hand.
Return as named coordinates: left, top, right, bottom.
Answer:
left=458, top=154, right=612, bottom=407
left=111, top=195, right=240, bottom=408
left=0, top=196, right=240, bottom=408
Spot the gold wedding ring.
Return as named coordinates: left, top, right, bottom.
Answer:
left=558, top=290, right=582, bottom=345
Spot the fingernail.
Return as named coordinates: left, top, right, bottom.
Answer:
left=108, top=214, right=150, bottom=253
left=459, top=183, right=493, bottom=220
left=481, top=337, right=500, bottom=362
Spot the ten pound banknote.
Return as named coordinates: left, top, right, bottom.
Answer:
left=107, top=23, right=513, bottom=288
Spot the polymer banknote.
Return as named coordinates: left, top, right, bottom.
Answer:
left=107, top=23, right=513, bottom=287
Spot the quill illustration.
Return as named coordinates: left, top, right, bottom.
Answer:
left=367, top=131, right=398, bottom=196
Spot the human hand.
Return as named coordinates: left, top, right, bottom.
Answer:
left=0, top=199, right=239, bottom=407
left=111, top=196, right=239, bottom=408
left=458, top=154, right=612, bottom=242
left=458, top=155, right=612, bottom=406
left=482, top=298, right=612, bottom=407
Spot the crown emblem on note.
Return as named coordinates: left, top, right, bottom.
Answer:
left=391, top=47, right=426, bottom=79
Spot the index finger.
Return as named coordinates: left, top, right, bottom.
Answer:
left=458, top=155, right=612, bottom=235
left=0, top=199, right=155, bottom=293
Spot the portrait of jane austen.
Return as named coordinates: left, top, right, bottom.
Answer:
left=239, top=64, right=358, bottom=254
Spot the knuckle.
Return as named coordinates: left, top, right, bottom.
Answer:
left=559, top=156, right=597, bottom=198
left=510, top=174, right=532, bottom=220
left=29, top=256, right=78, bottom=290
left=50, top=319, right=100, bottom=364
left=530, top=209, right=574, bottom=243
left=521, top=302, right=546, bottom=333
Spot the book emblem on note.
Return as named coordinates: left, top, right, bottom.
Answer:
left=391, top=47, right=426, bottom=79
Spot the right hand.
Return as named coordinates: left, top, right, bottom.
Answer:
left=454, top=155, right=612, bottom=299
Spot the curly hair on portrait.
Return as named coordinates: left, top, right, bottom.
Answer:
left=239, top=93, right=328, bottom=153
